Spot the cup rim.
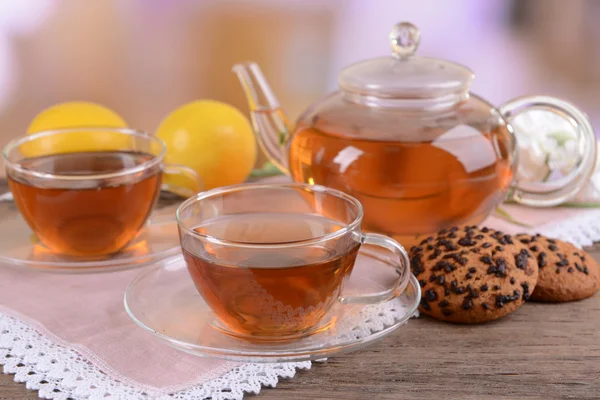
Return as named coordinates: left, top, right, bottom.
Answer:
left=2, top=127, right=166, bottom=181
left=176, top=182, right=364, bottom=249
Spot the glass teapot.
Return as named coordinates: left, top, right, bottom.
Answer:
left=233, top=22, right=596, bottom=245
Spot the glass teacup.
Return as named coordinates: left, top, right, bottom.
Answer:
left=3, top=128, right=202, bottom=258
left=176, top=182, right=411, bottom=340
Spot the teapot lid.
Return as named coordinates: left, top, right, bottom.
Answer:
left=338, top=22, right=474, bottom=101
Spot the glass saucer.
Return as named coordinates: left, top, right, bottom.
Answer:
left=0, top=198, right=182, bottom=273
left=124, top=253, right=420, bottom=363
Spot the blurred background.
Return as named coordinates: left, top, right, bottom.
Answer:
left=0, top=0, right=599, bottom=172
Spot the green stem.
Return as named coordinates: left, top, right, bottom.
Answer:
left=494, top=206, right=534, bottom=228
left=557, top=202, right=600, bottom=208
left=249, top=161, right=284, bottom=178
left=542, top=154, right=552, bottom=182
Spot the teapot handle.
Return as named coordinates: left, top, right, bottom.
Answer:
left=499, top=95, right=597, bottom=207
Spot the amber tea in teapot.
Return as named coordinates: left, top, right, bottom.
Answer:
left=289, top=112, right=514, bottom=241
left=234, top=22, right=596, bottom=246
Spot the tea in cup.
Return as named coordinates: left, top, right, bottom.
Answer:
left=176, top=183, right=411, bottom=340
left=3, top=128, right=202, bottom=257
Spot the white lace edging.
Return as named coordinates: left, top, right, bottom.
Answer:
left=528, top=209, right=600, bottom=248
left=1, top=301, right=418, bottom=400
left=0, top=312, right=311, bottom=400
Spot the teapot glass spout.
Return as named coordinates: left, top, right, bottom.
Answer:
left=232, top=62, right=292, bottom=174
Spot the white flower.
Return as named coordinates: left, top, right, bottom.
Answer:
left=517, top=140, right=549, bottom=182
left=546, top=134, right=579, bottom=176
left=509, top=109, right=600, bottom=204
left=511, top=110, right=579, bottom=182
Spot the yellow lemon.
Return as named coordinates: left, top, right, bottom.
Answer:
left=21, top=101, right=129, bottom=157
left=156, top=100, right=257, bottom=190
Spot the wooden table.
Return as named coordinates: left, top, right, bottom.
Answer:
left=1, top=184, right=599, bottom=399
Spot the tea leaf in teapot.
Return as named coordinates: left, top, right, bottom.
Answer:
left=278, top=131, right=289, bottom=146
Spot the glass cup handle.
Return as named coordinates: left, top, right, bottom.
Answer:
left=499, top=95, right=597, bottom=207
left=146, top=164, right=203, bottom=226
left=339, top=233, right=411, bottom=305
left=161, top=164, right=204, bottom=199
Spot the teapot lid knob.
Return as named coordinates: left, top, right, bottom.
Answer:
left=338, top=21, right=474, bottom=100
left=389, top=22, right=420, bottom=58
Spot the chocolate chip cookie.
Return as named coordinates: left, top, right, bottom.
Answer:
left=516, top=234, right=600, bottom=302
left=411, top=226, right=538, bottom=324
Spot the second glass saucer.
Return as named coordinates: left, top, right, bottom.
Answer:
left=0, top=199, right=182, bottom=273
left=124, top=253, right=420, bottom=363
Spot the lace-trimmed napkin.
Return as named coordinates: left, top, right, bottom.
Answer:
left=0, top=265, right=313, bottom=400
left=2, top=177, right=600, bottom=399
left=487, top=203, right=600, bottom=247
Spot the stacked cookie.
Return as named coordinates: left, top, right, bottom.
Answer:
left=516, top=234, right=600, bottom=302
left=410, top=226, right=600, bottom=324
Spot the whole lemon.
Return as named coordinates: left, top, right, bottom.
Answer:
left=22, top=101, right=128, bottom=157
left=156, top=100, right=257, bottom=190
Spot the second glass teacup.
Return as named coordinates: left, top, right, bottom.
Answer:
left=176, top=182, right=411, bottom=341
left=3, top=127, right=202, bottom=258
